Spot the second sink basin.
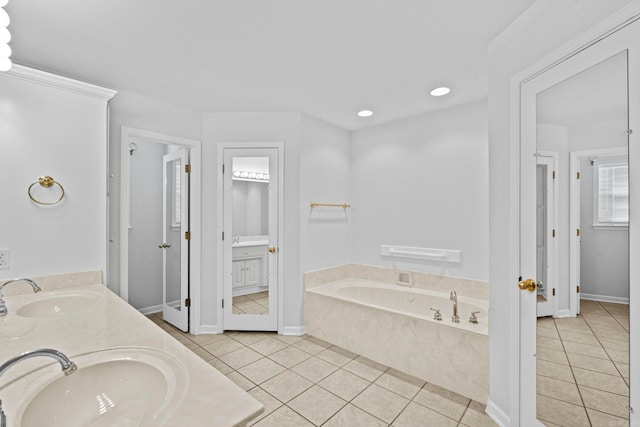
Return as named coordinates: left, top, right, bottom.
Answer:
left=13, top=347, right=189, bottom=427
left=15, top=291, right=101, bottom=318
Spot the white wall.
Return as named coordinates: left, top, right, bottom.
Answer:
left=202, top=112, right=302, bottom=330
left=0, top=68, right=113, bottom=281
left=299, top=115, right=352, bottom=273
left=488, top=0, right=633, bottom=421
left=579, top=157, right=629, bottom=301
left=350, top=101, right=489, bottom=281
left=107, top=90, right=202, bottom=296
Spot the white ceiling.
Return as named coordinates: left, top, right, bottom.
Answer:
left=6, top=0, right=535, bottom=131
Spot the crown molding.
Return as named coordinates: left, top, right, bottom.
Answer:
left=2, top=64, right=117, bottom=101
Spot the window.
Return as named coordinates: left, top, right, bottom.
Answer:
left=593, top=154, right=628, bottom=228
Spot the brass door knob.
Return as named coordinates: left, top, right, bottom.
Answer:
left=268, top=246, right=276, bottom=253
left=518, top=278, right=536, bottom=292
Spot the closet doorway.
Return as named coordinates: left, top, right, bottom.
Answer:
left=120, top=127, right=202, bottom=333
left=219, top=143, right=283, bottom=332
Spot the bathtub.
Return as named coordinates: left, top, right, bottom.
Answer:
left=304, top=278, right=489, bottom=402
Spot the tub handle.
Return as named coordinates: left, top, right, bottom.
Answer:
left=430, top=308, right=442, bottom=321
left=469, top=311, right=480, bottom=324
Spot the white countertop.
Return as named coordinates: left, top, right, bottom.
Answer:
left=0, top=284, right=263, bottom=427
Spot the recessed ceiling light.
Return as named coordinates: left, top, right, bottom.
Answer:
left=357, top=110, right=374, bottom=117
left=430, top=87, right=451, bottom=97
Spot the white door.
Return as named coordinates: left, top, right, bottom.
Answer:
left=161, top=149, right=190, bottom=332
left=536, top=154, right=556, bottom=318
left=223, top=148, right=279, bottom=330
left=519, top=21, right=638, bottom=425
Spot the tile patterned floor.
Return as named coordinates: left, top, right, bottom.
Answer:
left=147, top=313, right=497, bottom=426
left=537, top=300, right=630, bottom=427
left=233, top=291, right=269, bottom=315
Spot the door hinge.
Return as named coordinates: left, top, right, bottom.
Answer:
left=185, top=164, right=191, bottom=173
left=222, top=299, right=225, bottom=308
left=552, top=229, right=556, bottom=238
left=222, top=231, right=225, bottom=240
left=185, top=231, right=191, bottom=240
left=577, top=285, right=580, bottom=293
left=576, top=229, right=580, bottom=237
left=185, top=298, right=191, bottom=307
left=222, top=164, right=225, bottom=174
left=552, top=170, right=556, bottom=179
left=552, top=288, right=556, bottom=296
left=577, top=172, right=581, bottom=179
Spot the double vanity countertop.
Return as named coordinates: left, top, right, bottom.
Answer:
left=0, top=280, right=263, bottom=426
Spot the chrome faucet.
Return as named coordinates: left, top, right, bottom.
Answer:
left=0, top=278, right=41, bottom=317
left=0, top=349, right=77, bottom=427
left=450, top=290, right=459, bottom=323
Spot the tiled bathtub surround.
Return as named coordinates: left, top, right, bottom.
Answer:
left=0, top=270, right=102, bottom=296
left=304, top=264, right=489, bottom=403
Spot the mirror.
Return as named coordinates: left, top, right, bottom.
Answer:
left=535, top=51, right=630, bottom=422
left=165, top=156, right=182, bottom=311
left=230, top=157, right=270, bottom=316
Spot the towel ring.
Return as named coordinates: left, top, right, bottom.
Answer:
left=28, top=176, right=65, bottom=205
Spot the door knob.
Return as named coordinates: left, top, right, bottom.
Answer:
left=518, top=278, right=536, bottom=292
left=268, top=246, right=276, bottom=253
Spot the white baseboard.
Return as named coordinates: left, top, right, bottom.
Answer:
left=485, top=399, right=510, bottom=427
left=581, top=293, right=629, bottom=305
left=233, top=284, right=269, bottom=297
left=280, top=325, right=306, bottom=336
left=555, top=309, right=573, bottom=318
left=138, top=304, right=162, bottom=315
left=198, top=324, right=223, bottom=335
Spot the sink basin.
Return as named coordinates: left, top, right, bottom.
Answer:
left=12, top=347, right=188, bottom=427
left=15, top=291, right=100, bottom=318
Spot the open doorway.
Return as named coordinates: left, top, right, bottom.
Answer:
left=120, top=127, right=202, bottom=333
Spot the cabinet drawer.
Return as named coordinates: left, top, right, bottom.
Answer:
left=233, top=245, right=267, bottom=259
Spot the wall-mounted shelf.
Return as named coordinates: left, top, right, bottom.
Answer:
left=380, top=244, right=461, bottom=263
left=310, top=202, right=351, bottom=209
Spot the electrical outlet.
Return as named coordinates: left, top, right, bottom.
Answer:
left=0, top=249, right=10, bottom=270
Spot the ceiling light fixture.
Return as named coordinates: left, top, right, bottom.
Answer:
left=430, top=87, right=451, bottom=97
left=357, top=110, right=373, bottom=117
left=0, top=0, right=11, bottom=72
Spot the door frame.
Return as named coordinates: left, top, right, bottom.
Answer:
left=120, top=126, right=203, bottom=333
left=510, top=5, right=640, bottom=425
left=216, top=142, right=285, bottom=333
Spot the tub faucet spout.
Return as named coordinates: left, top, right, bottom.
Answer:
left=450, top=290, right=459, bottom=323
left=0, top=278, right=41, bottom=317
